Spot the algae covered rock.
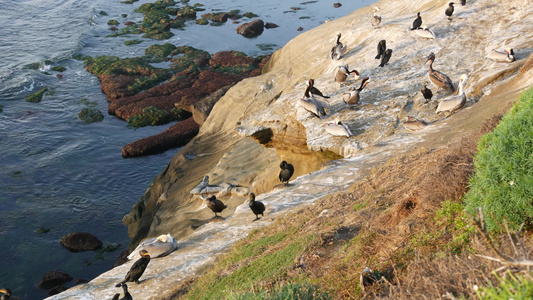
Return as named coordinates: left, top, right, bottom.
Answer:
left=236, top=19, right=264, bottom=38
left=25, top=87, right=48, bottom=102
left=78, top=108, right=104, bottom=123
left=177, top=5, right=197, bottom=18
left=51, top=66, right=66, bottom=72
left=145, top=43, right=177, bottom=62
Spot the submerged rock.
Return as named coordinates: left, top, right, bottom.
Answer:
left=60, top=232, right=103, bottom=252
left=25, top=87, right=47, bottom=102
left=78, top=108, right=104, bottom=123
left=38, top=271, right=73, bottom=289
left=236, top=19, right=264, bottom=38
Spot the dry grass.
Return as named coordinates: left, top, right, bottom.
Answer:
left=172, top=111, right=519, bottom=299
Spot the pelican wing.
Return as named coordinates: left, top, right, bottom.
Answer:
left=487, top=49, right=514, bottom=62
left=430, top=70, right=455, bottom=92
left=128, top=234, right=178, bottom=260
left=415, top=28, right=436, bottom=39
left=436, top=93, right=466, bottom=113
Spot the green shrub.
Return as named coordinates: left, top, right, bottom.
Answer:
left=464, top=88, right=533, bottom=231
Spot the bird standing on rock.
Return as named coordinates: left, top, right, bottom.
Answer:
left=116, top=250, right=151, bottom=287
left=304, top=79, right=330, bottom=99
left=426, top=52, right=455, bottom=93
left=371, top=7, right=381, bottom=28
left=375, top=40, right=386, bottom=59
left=334, top=65, right=360, bottom=85
left=421, top=82, right=433, bottom=102
left=411, top=12, right=422, bottom=30
left=112, top=282, right=133, bottom=300
left=330, top=33, right=348, bottom=60
left=206, top=195, right=227, bottom=218
left=342, top=77, right=370, bottom=105
left=379, top=49, right=393, bottom=67
left=445, top=2, right=455, bottom=19
left=248, top=193, right=265, bottom=221
left=279, top=161, right=294, bottom=186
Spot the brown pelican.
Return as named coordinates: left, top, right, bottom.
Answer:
left=304, top=79, right=330, bottom=99
left=414, top=26, right=436, bottom=39
left=436, top=74, right=468, bottom=113
left=116, top=250, right=151, bottom=286
left=334, top=65, right=360, bottom=84
left=421, top=82, right=433, bottom=102
left=487, top=48, right=515, bottom=62
left=206, top=195, right=227, bottom=217
left=326, top=118, right=353, bottom=137
left=279, top=161, right=294, bottom=185
left=342, top=77, right=370, bottom=105
left=379, top=49, right=392, bottom=67
left=403, top=116, right=427, bottom=131
left=426, top=52, right=455, bottom=93
left=330, top=33, right=348, bottom=60
left=371, top=7, right=381, bottom=28
left=248, top=193, right=265, bottom=221
left=445, top=2, right=455, bottom=19
left=411, top=12, right=422, bottom=30
left=128, top=233, right=178, bottom=260
left=375, top=40, right=386, bottom=59
left=299, top=83, right=328, bottom=117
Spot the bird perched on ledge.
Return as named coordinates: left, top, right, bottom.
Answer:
left=426, top=52, right=455, bottom=93
left=206, top=195, right=227, bottom=218
left=411, top=12, right=422, bottom=30
left=112, top=282, right=133, bottom=300
left=116, top=250, right=151, bottom=287
left=248, top=192, right=265, bottom=221
left=375, top=40, right=386, bottom=59
left=330, top=33, right=348, bottom=60
left=342, top=77, right=370, bottom=105
left=371, top=7, right=381, bottom=28
left=279, top=161, right=294, bottom=186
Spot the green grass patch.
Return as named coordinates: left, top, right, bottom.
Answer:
left=184, top=226, right=318, bottom=300
left=464, top=87, right=533, bottom=232
left=477, top=272, right=533, bottom=299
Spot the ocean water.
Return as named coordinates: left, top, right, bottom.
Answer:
left=0, top=0, right=373, bottom=298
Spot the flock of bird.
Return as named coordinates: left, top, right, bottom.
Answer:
left=297, top=1, right=515, bottom=136
left=108, top=160, right=294, bottom=299
left=0, top=1, right=519, bottom=299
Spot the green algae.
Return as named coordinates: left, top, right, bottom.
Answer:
left=0, top=105, right=3, bottom=113
left=144, top=43, right=177, bottom=62
left=127, top=106, right=190, bottom=128
left=177, top=5, right=197, bottom=18
left=124, top=39, right=143, bottom=46
left=196, top=18, right=208, bottom=25
left=107, top=19, right=120, bottom=26
left=128, top=71, right=172, bottom=94
left=25, top=87, right=48, bottom=102
left=78, top=108, right=104, bottom=123
left=169, top=46, right=211, bottom=71
left=99, top=11, right=108, bottom=16
left=51, top=66, right=66, bottom=72
left=85, top=56, right=156, bottom=76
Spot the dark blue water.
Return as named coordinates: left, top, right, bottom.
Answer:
left=0, top=0, right=372, bottom=298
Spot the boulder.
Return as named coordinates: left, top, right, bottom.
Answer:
left=38, top=271, right=73, bottom=289
left=60, top=232, right=103, bottom=252
left=236, top=19, right=264, bottom=38
left=265, top=22, right=279, bottom=29
left=188, top=85, right=233, bottom=125
left=121, top=117, right=200, bottom=158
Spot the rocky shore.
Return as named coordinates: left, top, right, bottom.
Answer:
left=47, top=0, right=532, bottom=298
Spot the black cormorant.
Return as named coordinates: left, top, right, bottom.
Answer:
left=206, top=195, right=227, bottom=217
left=445, top=2, right=455, bottom=18
left=379, top=49, right=393, bottom=67
left=411, top=12, right=422, bottom=30
left=116, top=250, right=151, bottom=287
left=248, top=193, right=265, bottom=221
left=421, top=82, right=433, bottom=102
left=279, top=161, right=294, bottom=186
left=375, top=40, right=386, bottom=59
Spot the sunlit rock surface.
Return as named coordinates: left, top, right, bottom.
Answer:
left=48, top=0, right=533, bottom=298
